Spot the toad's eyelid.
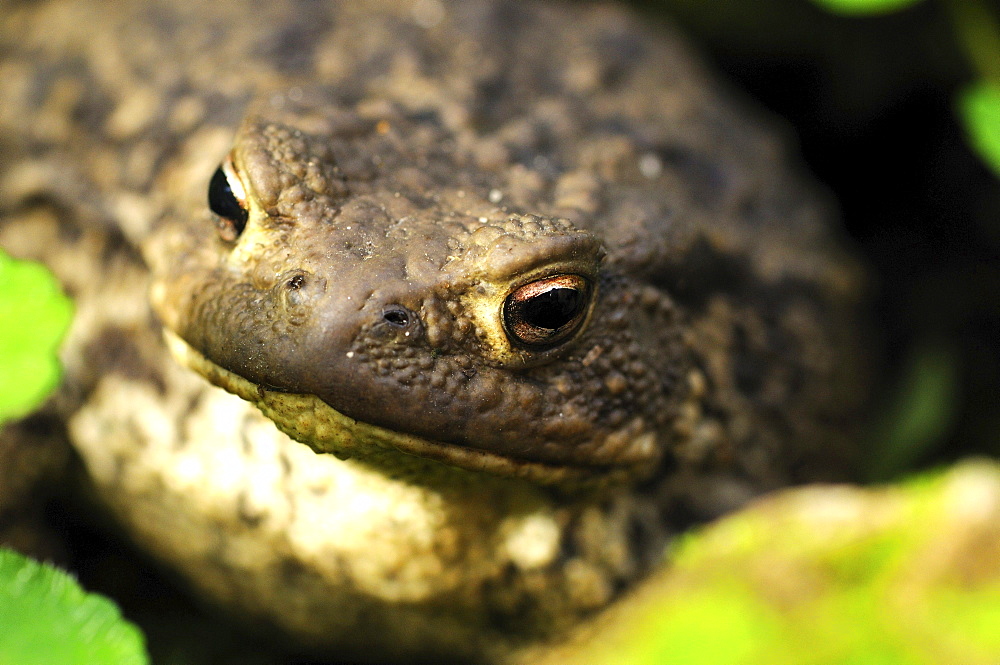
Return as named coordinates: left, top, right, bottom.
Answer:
left=221, top=155, right=246, bottom=204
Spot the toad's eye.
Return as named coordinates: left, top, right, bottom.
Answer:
left=503, top=274, right=592, bottom=348
left=208, top=157, right=248, bottom=242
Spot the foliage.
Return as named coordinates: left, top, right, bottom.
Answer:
left=865, top=343, right=959, bottom=479
left=960, top=82, right=1000, bottom=178
left=809, top=0, right=923, bottom=15
left=0, top=548, right=149, bottom=665
left=0, top=251, right=72, bottom=425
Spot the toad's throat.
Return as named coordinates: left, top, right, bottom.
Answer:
left=163, top=330, right=639, bottom=485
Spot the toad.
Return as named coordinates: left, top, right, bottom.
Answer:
left=0, top=0, right=867, bottom=661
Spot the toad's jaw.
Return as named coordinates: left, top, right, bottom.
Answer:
left=163, top=329, right=634, bottom=486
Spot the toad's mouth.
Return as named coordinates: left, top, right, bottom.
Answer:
left=163, top=330, right=629, bottom=486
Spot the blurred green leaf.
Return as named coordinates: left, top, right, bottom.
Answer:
left=0, top=548, right=149, bottom=665
left=866, top=343, right=959, bottom=480
left=959, top=82, right=1000, bottom=179
left=808, top=0, right=924, bottom=15
left=0, top=250, right=72, bottom=425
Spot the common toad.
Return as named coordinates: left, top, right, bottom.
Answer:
left=0, top=0, right=867, bottom=661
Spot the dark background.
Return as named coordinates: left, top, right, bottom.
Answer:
left=642, top=0, right=1000, bottom=472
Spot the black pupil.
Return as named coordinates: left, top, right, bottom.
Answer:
left=520, top=288, right=582, bottom=330
left=383, top=309, right=410, bottom=327
left=208, top=166, right=248, bottom=232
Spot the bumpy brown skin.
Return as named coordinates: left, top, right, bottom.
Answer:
left=0, top=0, right=867, bottom=661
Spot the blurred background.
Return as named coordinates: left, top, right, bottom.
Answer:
left=642, top=0, right=1000, bottom=475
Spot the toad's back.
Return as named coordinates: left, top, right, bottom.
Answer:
left=0, top=0, right=867, bottom=661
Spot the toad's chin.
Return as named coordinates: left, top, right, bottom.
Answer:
left=162, top=329, right=640, bottom=487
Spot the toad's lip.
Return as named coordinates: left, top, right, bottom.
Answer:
left=162, top=329, right=641, bottom=487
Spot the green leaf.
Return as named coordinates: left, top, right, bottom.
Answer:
left=0, top=548, right=149, bottom=665
left=865, top=343, right=958, bottom=480
left=808, top=0, right=924, bottom=16
left=959, top=82, right=1000, bottom=179
left=0, top=250, right=73, bottom=424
